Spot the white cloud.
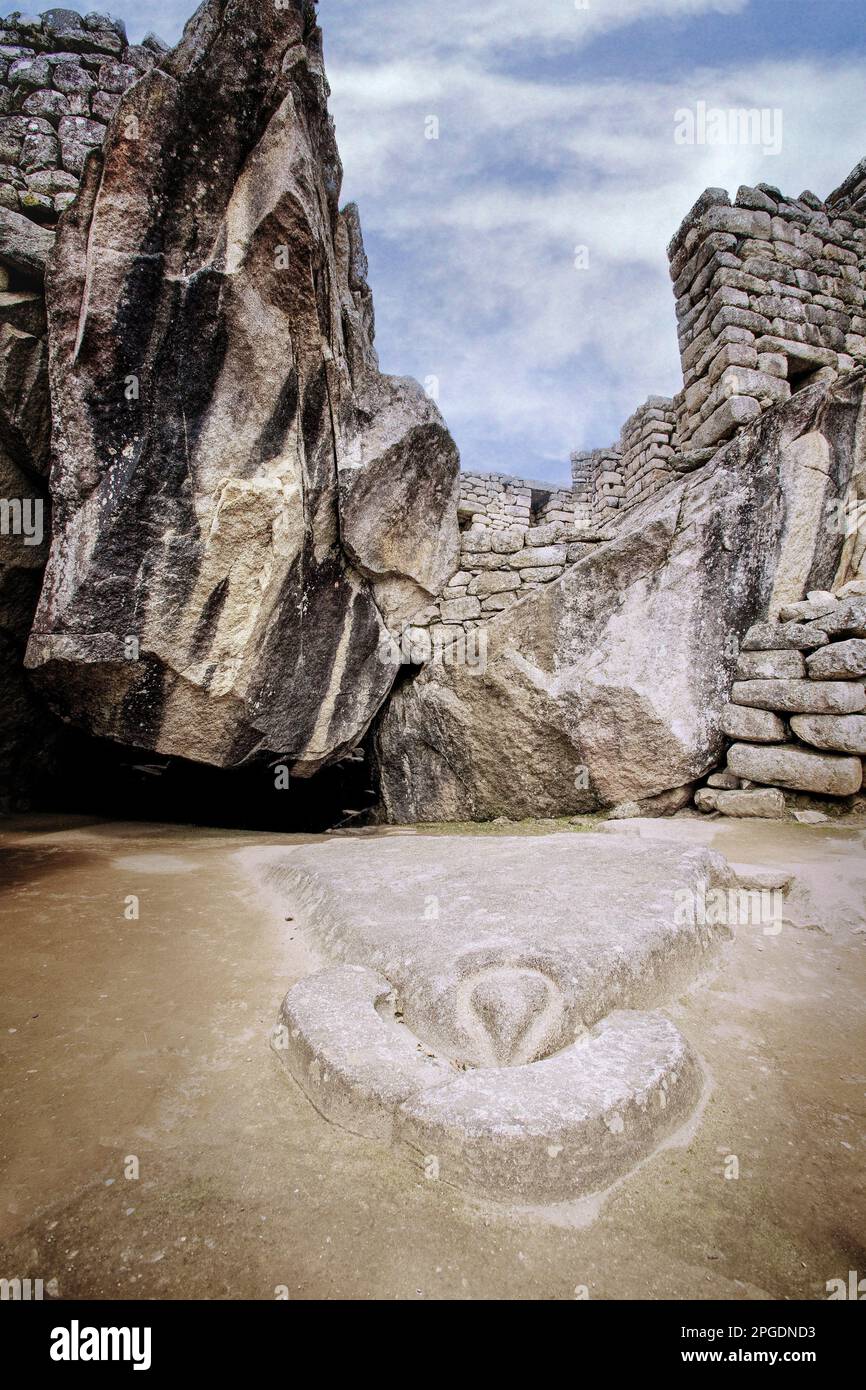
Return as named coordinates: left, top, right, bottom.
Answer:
left=97, top=1, right=866, bottom=482
left=328, top=39, right=866, bottom=480
left=327, top=0, right=750, bottom=60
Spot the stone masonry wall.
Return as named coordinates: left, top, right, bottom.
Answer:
left=415, top=471, right=602, bottom=649
left=694, top=580, right=866, bottom=818
left=669, top=180, right=866, bottom=454
left=457, top=471, right=578, bottom=531
left=0, top=8, right=166, bottom=227
left=571, top=397, right=679, bottom=529
left=569, top=161, right=866, bottom=536
left=485, top=161, right=866, bottom=638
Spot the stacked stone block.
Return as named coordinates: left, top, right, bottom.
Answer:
left=827, top=157, right=866, bottom=218
left=568, top=450, right=594, bottom=528
left=425, top=513, right=604, bottom=646
left=566, top=158, right=866, bottom=531
left=669, top=183, right=866, bottom=453
left=0, top=9, right=167, bottom=225
left=457, top=471, right=580, bottom=532
left=695, top=580, right=866, bottom=818
left=617, top=396, right=678, bottom=506
left=570, top=445, right=624, bottom=528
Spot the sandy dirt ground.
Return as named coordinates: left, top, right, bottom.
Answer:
left=0, top=813, right=864, bottom=1300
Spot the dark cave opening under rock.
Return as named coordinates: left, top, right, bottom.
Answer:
left=13, top=717, right=382, bottom=832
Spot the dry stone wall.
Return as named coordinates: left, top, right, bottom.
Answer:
left=0, top=9, right=166, bottom=227
left=418, top=471, right=603, bottom=645
left=457, top=470, right=577, bottom=530
left=670, top=182, right=866, bottom=454
left=568, top=162, right=866, bottom=536
left=694, top=580, right=866, bottom=818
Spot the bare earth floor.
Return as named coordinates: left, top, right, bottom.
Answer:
left=0, top=813, right=864, bottom=1301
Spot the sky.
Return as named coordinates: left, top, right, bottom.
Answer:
left=68, top=0, right=866, bottom=484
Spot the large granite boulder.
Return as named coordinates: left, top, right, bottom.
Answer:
left=25, top=0, right=459, bottom=773
left=376, top=372, right=866, bottom=821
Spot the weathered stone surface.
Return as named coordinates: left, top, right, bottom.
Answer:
left=731, top=679, right=866, bottom=715
left=0, top=203, right=53, bottom=275
left=396, top=1011, right=701, bottom=1204
left=0, top=281, right=55, bottom=809
left=707, top=767, right=740, bottom=789
left=735, top=648, right=806, bottom=680
left=25, top=0, right=459, bottom=774
left=765, top=432, right=836, bottom=615
left=694, top=787, right=719, bottom=812
left=439, top=595, right=480, bottom=623
left=779, top=596, right=837, bottom=622
left=253, top=832, right=738, bottom=1066
left=697, top=787, right=787, bottom=818
left=0, top=302, right=50, bottom=474
left=727, top=741, right=863, bottom=795
left=806, top=600, right=866, bottom=641
left=721, top=702, right=787, bottom=742
left=608, top=783, right=695, bottom=819
left=806, top=638, right=866, bottom=679
left=259, top=832, right=736, bottom=1201
left=377, top=378, right=864, bottom=820
left=467, top=570, right=521, bottom=598
left=274, top=964, right=453, bottom=1145
left=789, top=713, right=866, bottom=755
left=742, top=620, right=828, bottom=651
left=691, top=394, right=761, bottom=449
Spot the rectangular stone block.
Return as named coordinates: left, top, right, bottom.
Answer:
left=719, top=366, right=791, bottom=407
left=742, top=620, right=828, bottom=651
left=727, top=741, right=863, bottom=796
left=510, top=545, right=567, bottom=569
left=736, top=648, right=806, bottom=680
left=468, top=571, right=521, bottom=598
left=690, top=395, right=761, bottom=449
left=490, top=527, right=525, bottom=553
left=730, top=679, right=866, bottom=715
left=439, top=596, right=481, bottom=622
left=703, top=206, right=773, bottom=240
left=518, top=565, right=565, bottom=583
left=806, top=638, right=866, bottom=680
left=789, top=714, right=866, bottom=755
left=721, top=704, right=787, bottom=742
left=711, top=306, right=772, bottom=338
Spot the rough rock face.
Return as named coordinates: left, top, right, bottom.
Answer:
left=24, top=0, right=459, bottom=773
left=376, top=372, right=866, bottom=821
left=0, top=268, right=56, bottom=809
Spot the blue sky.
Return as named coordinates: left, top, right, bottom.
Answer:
left=70, top=1, right=866, bottom=483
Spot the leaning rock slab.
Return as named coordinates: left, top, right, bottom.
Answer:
left=727, top=741, right=863, bottom=795
left=376, top=378, right=863, bottom=820
left=25, top=0, right=459, bottom=772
